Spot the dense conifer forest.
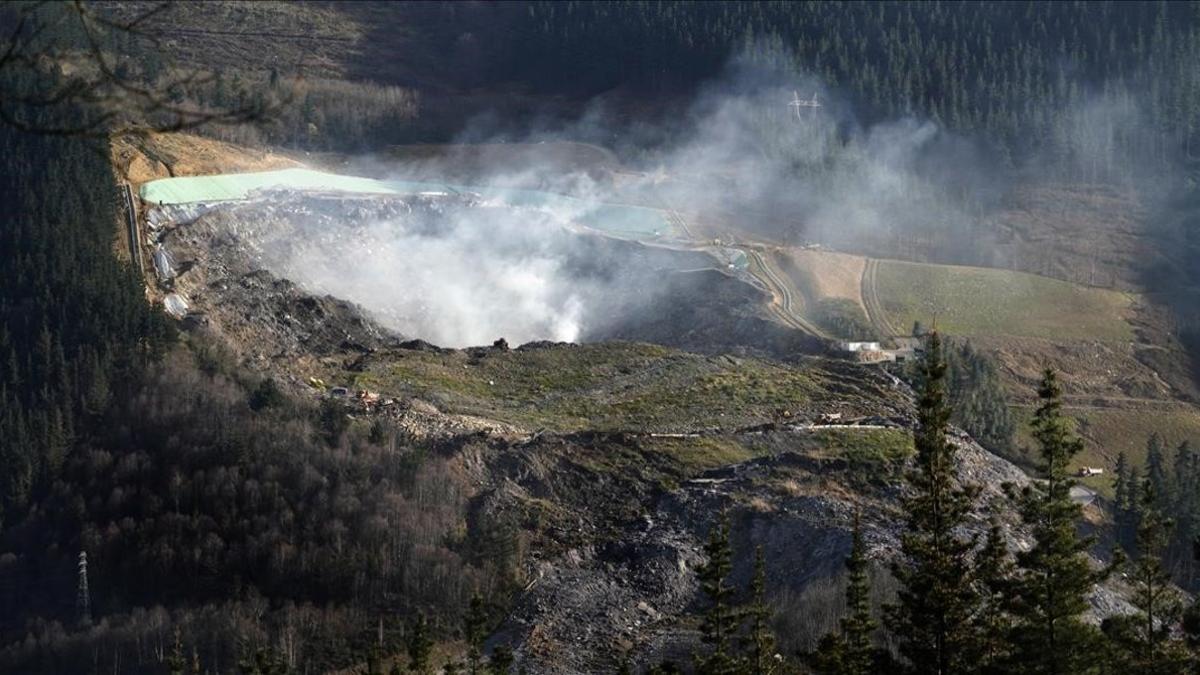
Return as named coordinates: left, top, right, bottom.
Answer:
left=0, top=81, right=175, bottom=532
left=516, top=1, right=1200, bottom=181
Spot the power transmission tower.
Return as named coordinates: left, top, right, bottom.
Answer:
left=789, top=90, right=822, bottom=120
left=76, top=551, right=91, bottom=625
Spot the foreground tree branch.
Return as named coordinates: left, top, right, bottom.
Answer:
left=0, top=0, right=290, bottom=138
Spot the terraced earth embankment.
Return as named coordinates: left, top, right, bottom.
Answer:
left=744, top=249, right=830, bottom=339
left=861, top=257, right=900, bottom=337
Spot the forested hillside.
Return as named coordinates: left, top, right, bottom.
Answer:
left=99, top=1, right=1200, bottom=180
left=514, top=1, right=1199, bottom=180
left=0, top=77, right=175, bottom=531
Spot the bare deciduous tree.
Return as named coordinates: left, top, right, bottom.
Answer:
left=0, top=0, right=287, bottom=137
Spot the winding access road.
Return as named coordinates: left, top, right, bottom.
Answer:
left=861, top=258, right=900, bottom=338
left=121, top=183, right=145, bottom=275
left=645, top=199, right=828, bottom=340
left=744, top=248, right=830, bottom=338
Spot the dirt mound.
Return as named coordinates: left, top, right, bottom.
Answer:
left=112, top=133, right=300, bottom=187
left=778, top=248, right=867, bottom=312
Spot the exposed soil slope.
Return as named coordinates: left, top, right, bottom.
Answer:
left=112, top=133, right=300, bottom=187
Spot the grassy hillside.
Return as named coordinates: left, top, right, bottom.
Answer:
left=320, top=342, right=899, bottom=433
left=876, top=259, right=1135, bottom=341
left=1013, top=404, right=1200, bottom=496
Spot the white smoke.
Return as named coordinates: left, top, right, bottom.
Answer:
left=254, top=200, right=601, bottom=347
left=241, top=47, right=1153, bottom=348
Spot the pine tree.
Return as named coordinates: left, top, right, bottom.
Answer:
left=1172, top=441, right=1194, bottom=516
left=972, top=519, right=1015, bottom=673
left=1113, top=451, right=1137, bottom=554
left=1104, top=479, right=1192, bottom=673
left=809, top=513, right=880, bottom=675
left=1125, top=464, right=1145, bottom=552
left=1113, top=451, right=1131, bottom=519
left=1007, top=368, right=1107, bottom=675
left=407, top=612, right=433, bottom=674
left=840, top=513, right=877, bottom=675
left=1147, top=433, right=1171, bottom=510
left=167, top=627, right=186, bottom=675
left=488, top=645, right=514, bottom=674
left=744, top=546, right=778, bottom=674
left=886, top=332, right=982, bottom=675
left=1170, top=441, right=1197, bottom=585
left=466, top=595, right=488, bottom=675
left=1130, top=479, right=1191, bottom=672
left=693, top=511, right=741, bottom=675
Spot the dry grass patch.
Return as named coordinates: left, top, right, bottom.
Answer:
left=779, top=249, right=867, bottom=310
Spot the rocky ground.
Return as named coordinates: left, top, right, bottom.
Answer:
left=460, top=424, right=1131, bottom=673
left=141, top=189, right=1138, bottom=674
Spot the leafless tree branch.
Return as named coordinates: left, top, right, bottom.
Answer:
left=0, top=0, right=292, bottom=139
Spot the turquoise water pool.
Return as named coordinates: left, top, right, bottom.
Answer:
left=140, top=169, right=673, bottom=238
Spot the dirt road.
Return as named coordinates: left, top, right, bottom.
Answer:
left=745, top=249, right=830, bottom=338
left=121, top=183, right=145, bottom=276
left=861, top=258, right=900, bottom=337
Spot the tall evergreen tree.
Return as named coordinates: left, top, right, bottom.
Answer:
left=1169, top=440, right=1198, bottom=585
left=1113, top=452, right=1131, bottom=518
left=1104, top=480, right=1192, bottom=673
left=1113, top=451, right=1136, bottom=552
left=1125, top=464, right=1146, bottom=553
left=487, top=645, right=514, bottom=674
left=744, top=546, right=778, bottom=675
left=972, top=519, right=1015, bottom=674
left=1147, top=433, right=1171, bottom=510
left=407, top=612, right=433, bottom=674
left=694, top=511, right=741, bottom=675
left=840, top=514, right=877, bottom=675
left=465, top=595, right=488, bottom=675
left=886, top=332, right=982, bottom=675
left=1007, top=369, right=1107, bottom=674
left=811, top=512, right=878, bottom=675
left=167, top=627, right=186, bottom=675
left=1172, top=441, right=1194, bottom=515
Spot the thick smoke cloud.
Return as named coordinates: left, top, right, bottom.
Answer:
left=249, top=49, right=1181, bottom=349
left=272, top=203, right=585, bottom=346
left=251, top=195, right=679, bottom=348
left=253, top=56, right=991, bottom=347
